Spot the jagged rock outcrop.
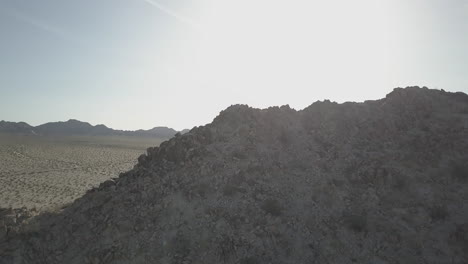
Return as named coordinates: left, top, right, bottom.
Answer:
left=1, top=87, right=468, bottom=263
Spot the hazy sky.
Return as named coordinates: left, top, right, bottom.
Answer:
left=1, top=0, right=467, bottom=130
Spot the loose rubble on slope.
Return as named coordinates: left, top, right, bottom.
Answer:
left=1, top=87, right=468, bottom=263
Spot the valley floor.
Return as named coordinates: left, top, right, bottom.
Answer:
left=0, top=134, right=162, bottom=211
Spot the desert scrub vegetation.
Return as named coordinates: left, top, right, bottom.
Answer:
left=391, top=173, right=407, bottom=190
left=451, top=160, right=468, bottom=182
left=261, top=199, right=283, bottom=216
left=222, top=184, right=244, bottom=197
left=428, top=204, right=449, bottom=222
left=239, top=256, right=258, bottom=264
left=278, top=128, right=291, bottom=147
left=195, top=183, right=214, bottom=199
left=450, top=223, right=468, bottom=251
left=344, top=213, right=367, bottom=233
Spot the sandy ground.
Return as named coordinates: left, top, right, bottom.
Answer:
left=0, top=134, right=162, bottom=211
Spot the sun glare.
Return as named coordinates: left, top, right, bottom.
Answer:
left=162, top=0, right=391, bottom=107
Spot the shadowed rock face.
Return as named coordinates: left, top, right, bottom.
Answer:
left=2, top=87, right=468, bottom=264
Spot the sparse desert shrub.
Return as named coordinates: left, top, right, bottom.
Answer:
left=450, top=223, right=468, bottom=251
left=451, top=160, right=468, bottom=182
left=246, top=178, right=257, bottom=187
left=239, top=256, right=258, bottom=264
left=196, top=183, right=213, bottom=199
left=222, top=184, right=243, bottom=197
left=288, top=157, right=309, bottom=171
left=229, top=171, right=246, bottom=185
left=168, top=232, right=191, bottom=259
left=344, top=214, right=367, bottom=233
left=278, top=129, right=291, bottom=146
left=330, top=178, right=344, bottom=187
left=217, top=234, right=236, bottom=262
left=232, top=149, right=248, bottom=160
left=392, top=173, right=407, bottom=190
left=428, top=205, right=448, bottom=221
left=344, top=161, right=361, bottom=176
left=313, top=135, right=333, bottom=152
left=261, top=199, right=283, bottom=216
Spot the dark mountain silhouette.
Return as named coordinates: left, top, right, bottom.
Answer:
left=0, top=121, right=34, bottom=134
left=34, top=119, right=113, bottom=136
left=131, top=126, right=179, bottom=138
left=0, top=119, right=188, bottom=138
left=2, top=87, right=468, bottom=263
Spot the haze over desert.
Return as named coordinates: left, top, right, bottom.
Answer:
left=1, top=0, right=468, bottom=263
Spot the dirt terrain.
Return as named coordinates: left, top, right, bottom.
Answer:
left=0, top=135, right=162, bottom=211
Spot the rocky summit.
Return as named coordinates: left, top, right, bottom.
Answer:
left=1, top=87, right=468, bottom=264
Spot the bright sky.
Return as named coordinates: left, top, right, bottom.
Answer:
left=1, top=0, right=467, bottom=130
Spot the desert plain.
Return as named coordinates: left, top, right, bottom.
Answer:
left=0, top=134, right=161, bottom=211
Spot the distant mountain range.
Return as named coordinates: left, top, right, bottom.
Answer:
left=0, top=119, right=190, bottom=138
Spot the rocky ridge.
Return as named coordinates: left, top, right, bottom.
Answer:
left=1, top=87, right=468, bottom=263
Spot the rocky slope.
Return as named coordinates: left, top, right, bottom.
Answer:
left=1, top=87, right=468, bottom=263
